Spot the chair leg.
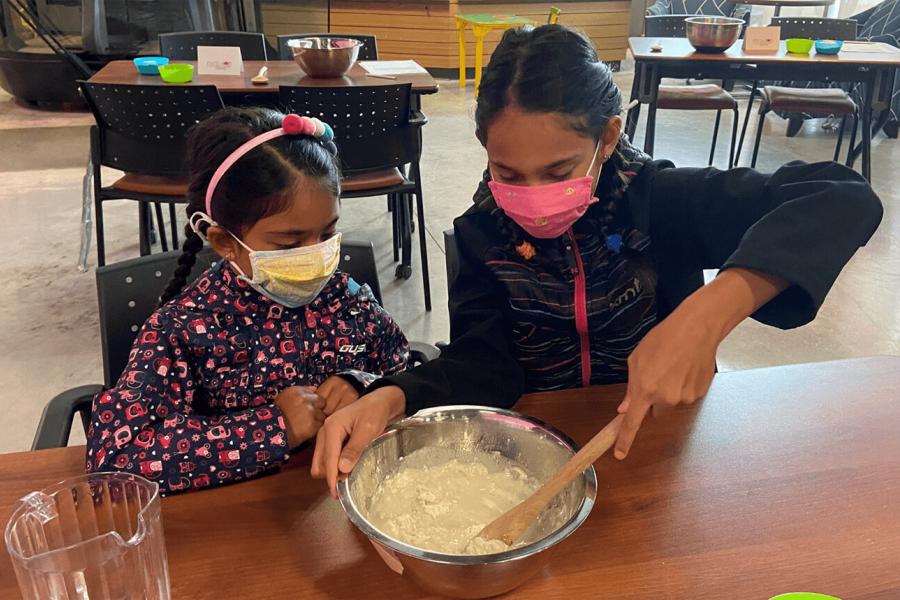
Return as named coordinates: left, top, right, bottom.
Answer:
left=403, top=195, right=413, bottom=269
left=785, top=117, right=804, bottom=138
left=169, top=203, right=180, bottom=250
left=138, top=204, right=152, bottom=256
left=846, top=110, right=859, bottom=168
left=390, top=194, right=400, bottom=263
left=78, top=158, right=93, bottom=272
left=411, top=163, right=432, bottom=312
left=884, top=118, right=898, bottom=139
left=735, top=81, right=758, bottom=166
left=93, top=170, right=106, bottom=268
left=395, top=194, right=413, bottom=280
left=833, top=114, right=848, bottom=162
left=729, top=107, right=739, bottom=169
left=709, top=110, right=723, bottom=166
left=154, top=203, right=169, bottom=252
left=750, top=108, right=768, bottom=169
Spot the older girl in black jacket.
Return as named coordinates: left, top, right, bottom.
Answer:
left=311, top=25, right=883, bottom=494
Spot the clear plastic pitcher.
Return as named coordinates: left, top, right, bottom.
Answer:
left=4, top=472, right=170, bottom=600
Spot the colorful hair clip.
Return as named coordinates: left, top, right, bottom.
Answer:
left=204, top=113, right=336, bottom=215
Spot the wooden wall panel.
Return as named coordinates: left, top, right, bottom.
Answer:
left=260, top=3, right=328, bottom=46
left=266, top=0, right=629, bottom=70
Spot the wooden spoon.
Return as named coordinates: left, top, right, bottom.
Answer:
left=477, top=414, right=623, bottom=547
left=251, top=66, right=269, bottom=85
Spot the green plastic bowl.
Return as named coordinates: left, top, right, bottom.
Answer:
left=786, top=38, right=814, bottom=54
left=159, top=63, right=194, bottom=84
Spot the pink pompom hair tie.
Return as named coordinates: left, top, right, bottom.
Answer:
left=203, top=114, right=335, bottom=216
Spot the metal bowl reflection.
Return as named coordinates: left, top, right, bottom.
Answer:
left=337, top=406, right=597, bottom=599
left=685, top=16, right=744, bottom=53
left=287, top=37, right=361, bottom=78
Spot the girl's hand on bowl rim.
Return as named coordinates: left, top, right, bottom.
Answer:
left=311, top=385, right=407, bottom=498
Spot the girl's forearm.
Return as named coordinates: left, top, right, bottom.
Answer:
left=678, top=268, right=789, bottom=342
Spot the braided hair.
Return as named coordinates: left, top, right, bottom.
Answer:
left=158, top=107, right=341, bottom=306
left=474, top=25, right=649, bottom=258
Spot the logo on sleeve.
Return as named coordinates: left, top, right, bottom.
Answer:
left=339, top=344, right=367, bottom=355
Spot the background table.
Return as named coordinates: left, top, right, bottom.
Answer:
left=626, top=37, right=900, bottom=180
left=3, top=357, right=900, bottom=599
left=89, top=60, right=440, bottom=96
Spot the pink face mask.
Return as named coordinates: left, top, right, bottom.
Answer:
left=489, top=144, right=602, bottom=239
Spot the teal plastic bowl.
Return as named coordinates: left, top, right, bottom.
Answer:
left=133, top=56, right=169, bottom=75
left=786, top=38, right=814, bottom=54
left=158, top=63, right=194, bottom=84
left=815, top=39, right=843, bottom=54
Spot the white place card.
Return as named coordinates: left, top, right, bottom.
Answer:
left=743, top=26, right=781, bottom=54
left=840, top=41, right=894, bottom=53
left=359, top=60, right=428, bottom=76
left=197, top=46, right=244, bottom=75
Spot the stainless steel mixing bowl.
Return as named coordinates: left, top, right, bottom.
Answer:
left=685, top=16, right=744, bottom=53
left=337, top=406, right=598, bottom=599
left=287, top=37, right=362, bottom=78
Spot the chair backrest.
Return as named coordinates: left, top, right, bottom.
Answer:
left=277, top=33, right=378, bottom=61
left=645, top=14, right=689, bottom=37
left=79, top=82, right=224, bottom=175
left=340, top=239, right=383, bottom=304
left=280, top=83, right=420, bottom=172
left=771, top=17, right=858, bottom=41
left=655, top=0, right=740, bottom=16
left=96, top=241, right=382, bottom=387
left=443, top=229, right=460, bottom=286
left=159, top=31, right=268, bottom=61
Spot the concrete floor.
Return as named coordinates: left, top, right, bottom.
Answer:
left=0, top=66, right=897, bottom=454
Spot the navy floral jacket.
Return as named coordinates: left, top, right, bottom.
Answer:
left=86, top=262, right=409, bottom=494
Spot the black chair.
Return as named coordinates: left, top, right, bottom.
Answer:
left=644, top=13, right=691, bottom=36
left=79, top=82, right=225, bottom=266
left=434, top=229, right=459, bottom=353
left=641, top=15, right=740, bottom=166
left=737, top=17, right=859, bottom=168
left=772, top=16, right=858, bottom=39
left=277, top=33, right=378, bottom=61
left=159, top=31, right=268, bottom=61
left=280, top=83, right=432, bottom=311
left=32, top=241, right=439, bottom=450
left=444, top=228, right=459, bottom=286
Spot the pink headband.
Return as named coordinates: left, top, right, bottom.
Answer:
left=204, top=114, right=335, bottom=215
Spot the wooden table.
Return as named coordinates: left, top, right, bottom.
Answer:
left=626, top=37, right=900, bottom=180
left=3, top=357, right=900, bottom=599
left=733, top=0, right=836, bottom=17
left=88, top=60, right=440, bottom=96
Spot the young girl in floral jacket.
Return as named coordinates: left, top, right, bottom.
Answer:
left=86, top=107, right=409, bottom=494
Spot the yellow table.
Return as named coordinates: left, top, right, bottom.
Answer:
left=456, top=13, right=536, bottom=93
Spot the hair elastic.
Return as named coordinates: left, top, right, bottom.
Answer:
left=204, top=114, right=335, bottom=216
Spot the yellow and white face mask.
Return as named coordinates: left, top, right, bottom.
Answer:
left=190, top=213, right=341, bottom=308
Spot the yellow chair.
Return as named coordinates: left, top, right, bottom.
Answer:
left=548, top=7, right=561, bottom=24
left=456, top=13, right=535, bottom=93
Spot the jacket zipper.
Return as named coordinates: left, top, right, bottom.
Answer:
left=567, top=231, right=591, bottom=387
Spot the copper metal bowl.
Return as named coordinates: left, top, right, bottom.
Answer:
left=685, top=16, right=744, bottom=53
left=287, top=37, right=362, bottom=78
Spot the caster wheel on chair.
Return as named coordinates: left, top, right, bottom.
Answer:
left=395, top=264, right=413, bottom=280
